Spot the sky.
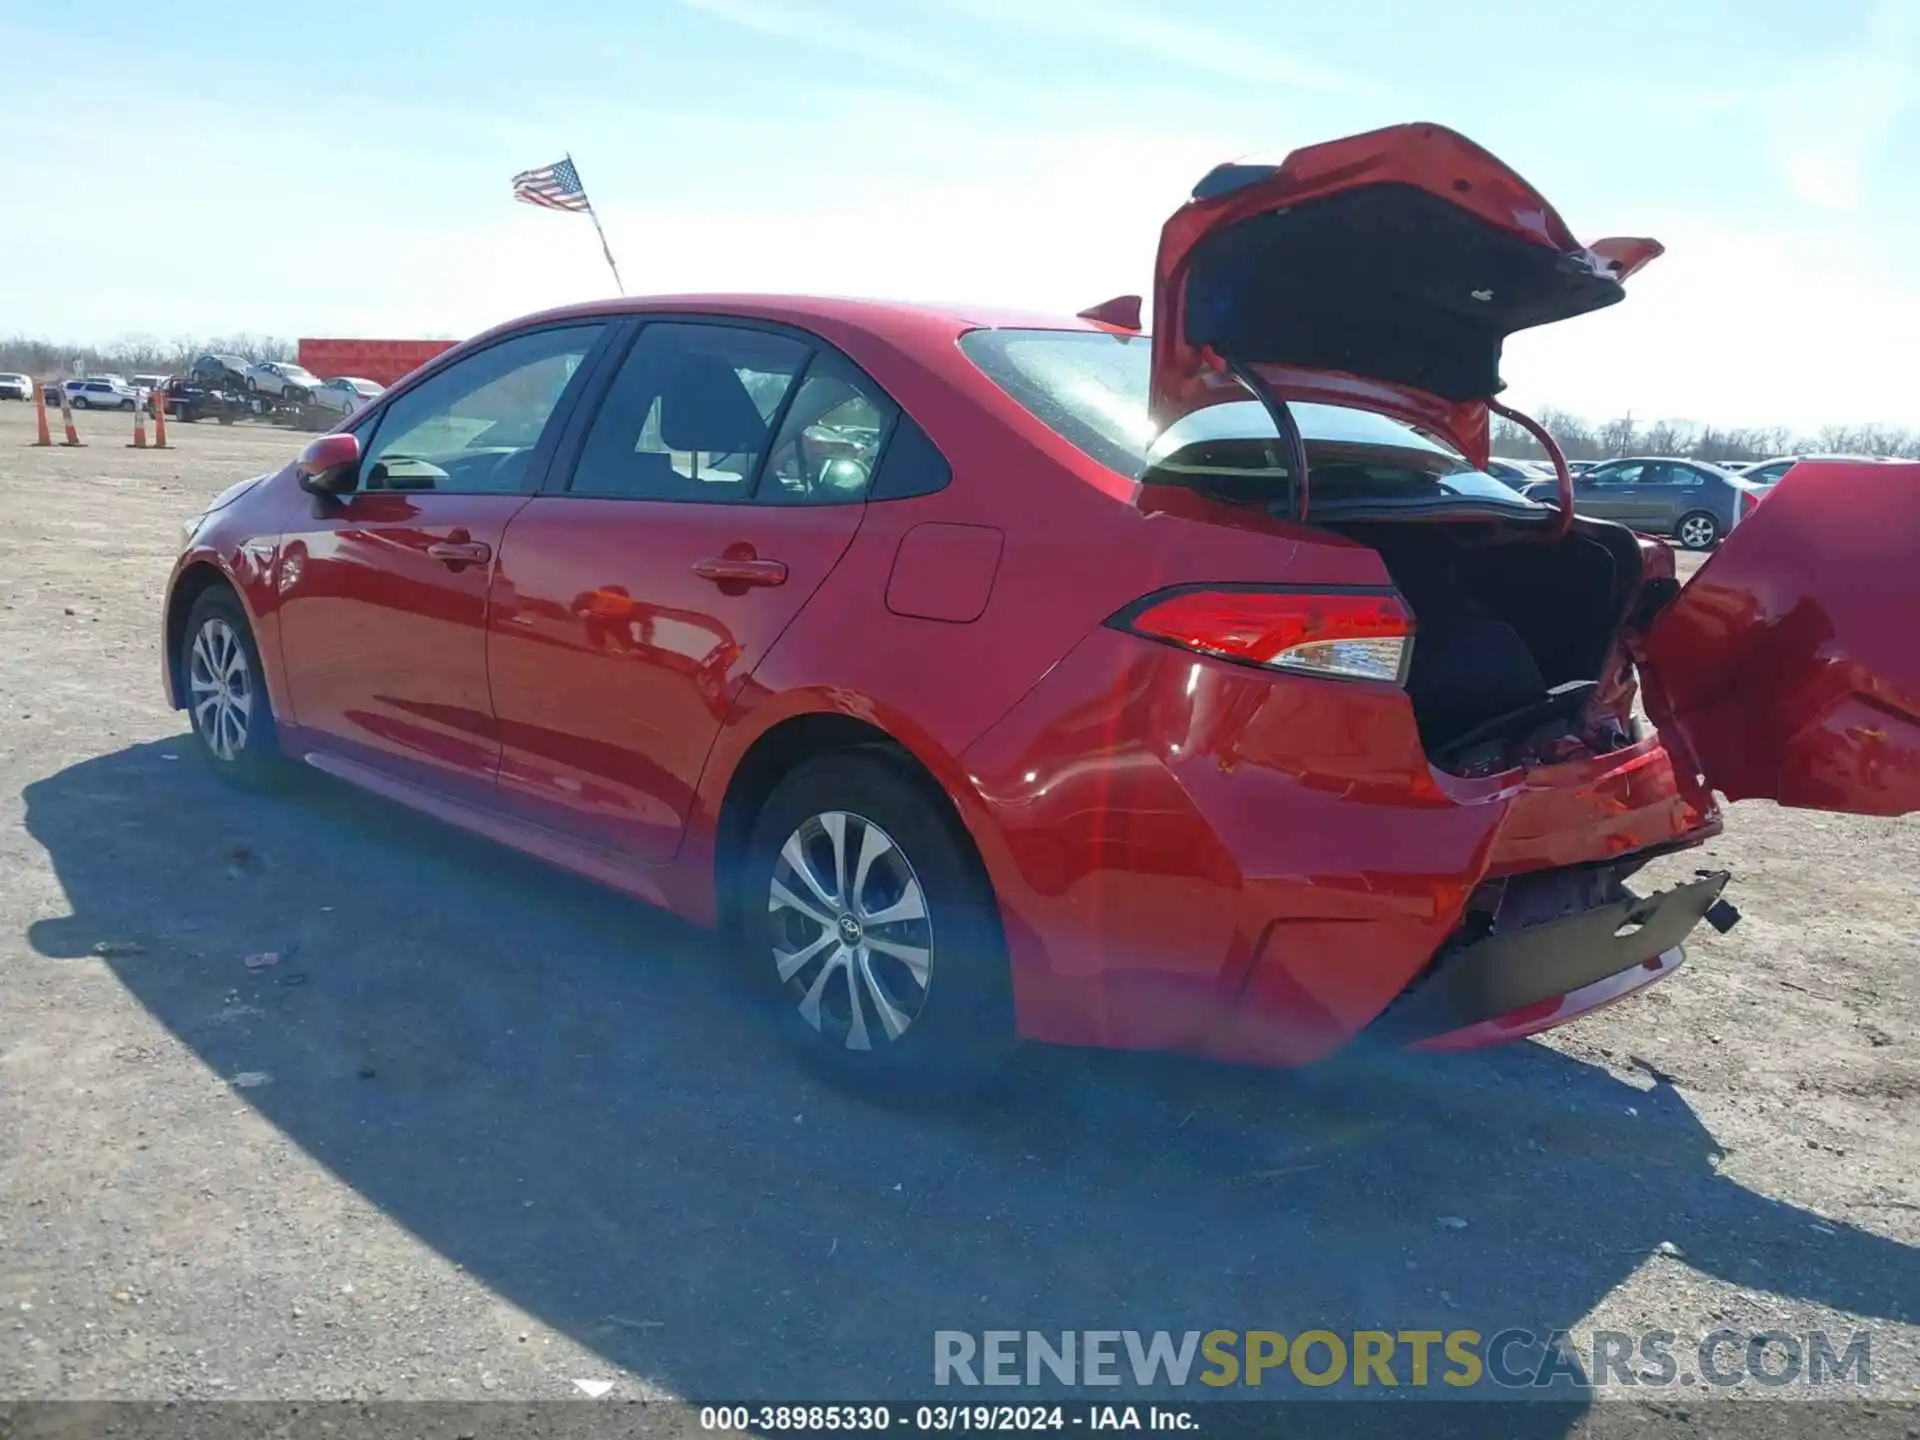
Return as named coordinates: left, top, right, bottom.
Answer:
left=2, top=0, right=1918, bottom=432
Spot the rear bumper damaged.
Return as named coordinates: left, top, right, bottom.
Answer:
left=1370, top=870, right=1737, bottom=1050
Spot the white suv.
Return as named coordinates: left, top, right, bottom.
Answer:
left=0, top=373, right=32, bottom=401
left=65, top=378, right=138, bottom=410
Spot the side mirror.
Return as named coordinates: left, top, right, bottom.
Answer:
left=297, top=432, right=361, bottom=496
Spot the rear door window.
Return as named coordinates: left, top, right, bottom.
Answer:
left=758, top=352, right=894, bottom=505
left=565, top=323, right=809, bottom=502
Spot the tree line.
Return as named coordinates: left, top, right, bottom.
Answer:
left=1492, top=407, right=1920, bottom=463
left=0, top=334, right=299, bottom=379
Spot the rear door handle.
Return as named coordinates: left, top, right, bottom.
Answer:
left=427, top=540, right=493, bottom=568
left=693, top=556, right=788, bottom=587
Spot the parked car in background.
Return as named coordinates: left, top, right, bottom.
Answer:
left=0, top=373, right=31, bottom=401
left=310, top=375, right=384, bottom=416
left=189, top=354, right=253, bottom=390
left=246, top=361, right=322, bottom=402
left=1565, top=459, right=1596, bottom=475
left=1484, top=458, right=1539, bottom=489
left=132, top=373, right=168, bottom=394
left=159, top=122, right=1918, bottom=1096
left=1520, top=457, right=1761, bottom=548
left=64, top=377, right=138, bottom=410
left=1736, top=454, right=1890, bottom=489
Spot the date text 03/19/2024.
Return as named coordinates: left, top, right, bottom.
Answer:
left=698, top=1405, right=1197, bottom=1432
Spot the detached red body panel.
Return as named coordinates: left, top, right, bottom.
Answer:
left=162, top=124, right=1911, bottom=1074
left=1640, top=460, right=1920, bottom=817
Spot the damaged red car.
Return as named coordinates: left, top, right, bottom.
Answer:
left=162, top=122, right=1920, bottom=1094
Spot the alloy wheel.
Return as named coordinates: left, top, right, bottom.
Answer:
left=1679, top=514, right=1717, bottom=549
left=768, top=810, right=932, bottom=1052
left=188, top=617, right=253, bottom=761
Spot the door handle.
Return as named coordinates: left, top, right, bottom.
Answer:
left=427, top=540, right=493, bottom=568
left=693, top=556, right=788, bottom=587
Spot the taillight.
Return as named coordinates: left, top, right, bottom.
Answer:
left=1739, top=488, right=1761, bottom=518
left=1113, top=588, right=1414, bottom=684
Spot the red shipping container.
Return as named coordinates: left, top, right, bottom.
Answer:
left=297, top=338, right=457, bottom=388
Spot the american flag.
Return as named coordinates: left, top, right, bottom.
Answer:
left=512, top=157, right=591, bottom=213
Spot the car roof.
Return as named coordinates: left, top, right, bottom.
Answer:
left=1597, top=455, right=1713, bottom=464
left=485, top=293, right=1111, bottom=350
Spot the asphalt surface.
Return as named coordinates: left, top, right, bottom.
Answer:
left=1, top=400, right=1916, bottom=1430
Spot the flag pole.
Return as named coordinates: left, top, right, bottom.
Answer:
left=568, top=152, right=625, bottom=296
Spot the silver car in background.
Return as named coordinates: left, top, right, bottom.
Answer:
left=1519, top=456, right=1765, bottom=549
left=310, top=376, right=384, bottom=416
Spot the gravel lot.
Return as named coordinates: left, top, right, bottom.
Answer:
left=1, top=397, right=1916, bottom=1422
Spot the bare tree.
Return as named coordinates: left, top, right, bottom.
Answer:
left=1642, top=420, right=1684, bottom=455
left=1490, top=415, right=1537, bottom=458
left=1597, top=411, right=1638, bottom=458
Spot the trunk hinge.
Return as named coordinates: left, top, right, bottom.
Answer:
left=1220, top=355, right=1310, bottom=525
left=1489, top=398, right=1574, bottom=539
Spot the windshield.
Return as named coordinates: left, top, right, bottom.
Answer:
left=959, top=327, right=1541, bottom=515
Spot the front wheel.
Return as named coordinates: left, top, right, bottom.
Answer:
left=1676, top=510, right=1720, bottom=550
left=72, top=396, right=89, bottom=409
left=120, top=398, right=136, bottom=411
left=180, top=588, right=288, bottom=788
left=742, top=751, right=1016, bottom=1100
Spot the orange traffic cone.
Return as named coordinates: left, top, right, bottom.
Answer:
left=32, top=382, right=53, bottom=446
left=128, top=397, right=149, bottom=448
left=58, top=388, right=83, bottom=447
left=152, top=388, right=171, bottom=449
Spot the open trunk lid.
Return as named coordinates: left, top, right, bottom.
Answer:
left=1639, top=460, right=1920, bottom=817
left=1148, top=122, right=1660, bottom=471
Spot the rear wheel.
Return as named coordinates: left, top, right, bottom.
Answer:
left=72, top=396, right=90, bottom=409
left=120, top=398, right=135, bottom=411
left=1676, top=510, right=1720, bottom=550
left=180, top=588, right=287, bottom=788
left=742, top=751, right=1016, bottom=1100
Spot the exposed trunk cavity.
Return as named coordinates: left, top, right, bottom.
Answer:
left=1334, top=519, right=1649, bottom=775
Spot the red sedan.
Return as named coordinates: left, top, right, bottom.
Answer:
left=162, top=123, right=1919, bottom=1096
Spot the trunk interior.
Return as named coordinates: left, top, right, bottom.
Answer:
left=1333, top=519, right=1651, bottom=774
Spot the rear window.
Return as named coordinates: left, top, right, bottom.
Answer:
left=959, top=327, right=1542, bottom=517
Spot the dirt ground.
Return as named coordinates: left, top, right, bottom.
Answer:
left=1, top=396, right=1916, bottom=1421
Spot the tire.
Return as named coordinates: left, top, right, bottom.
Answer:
left=120, top=398, right=135, bottom=411
left=741, top=750, right=1016, bottom=1100
left=72, top=396, right=90, bottom=409
left=1676, top=510, right=1720, bottom=551
left=179, top=587, right=288, bottom=789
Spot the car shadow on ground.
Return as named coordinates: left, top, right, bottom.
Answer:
left=22, top=740, right=1920, bottom=1426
